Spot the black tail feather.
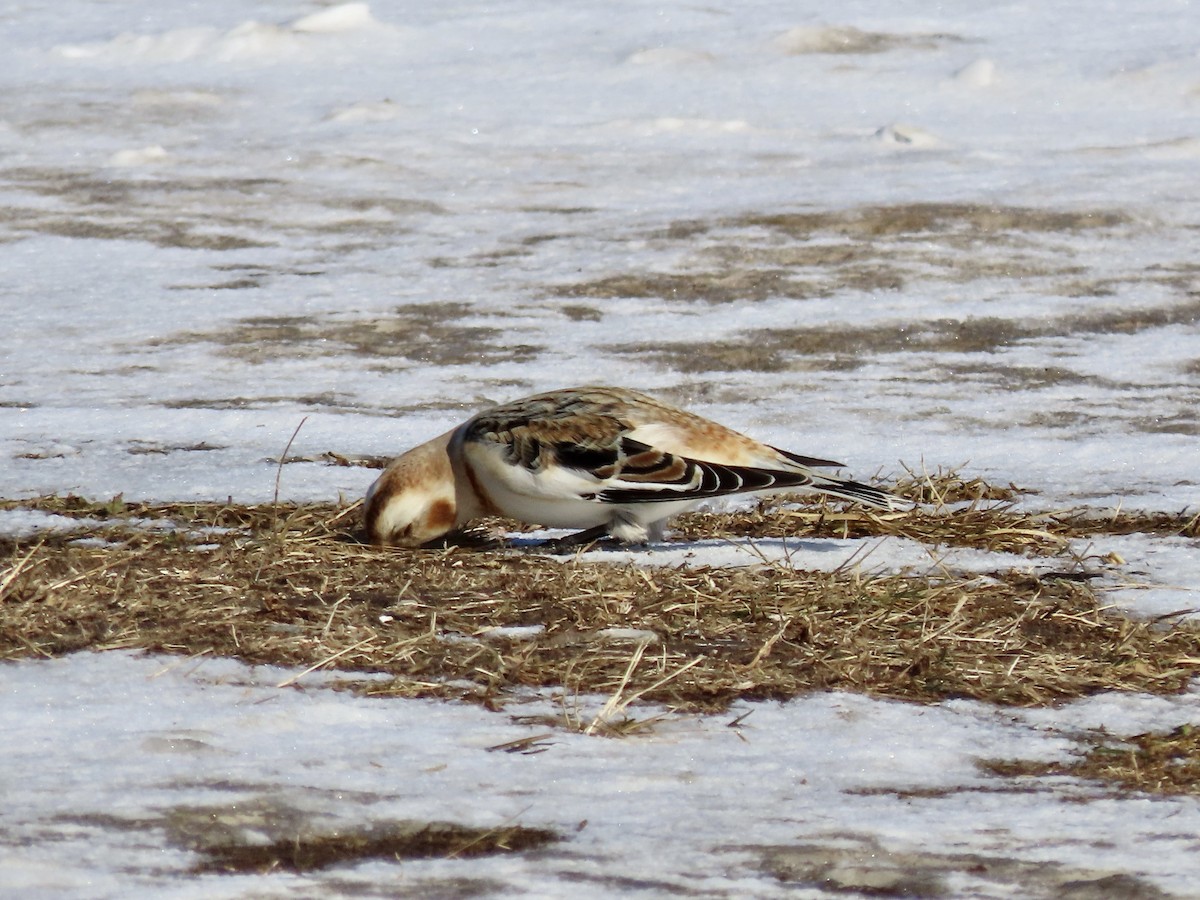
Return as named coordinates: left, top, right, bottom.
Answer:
left=596, top=454, right=900, bottom=509
left=808, top=476, right=900, bottom=510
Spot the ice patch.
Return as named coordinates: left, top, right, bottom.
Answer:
left=521, top=532, right=1045, bottom=579
left=0, top=509, right=91, bottom=537
left=291, top=2, right=377, bottom=34
left=953, top=58, right=996, bottom=87
left=54, top=26, right=219, bottom=63
left=52, top=3, right=385, bottom=64
left=1086, top=532, right=1200, bottom=621
left=602, top=116, right=753, bottom=137
left=773, top=25, right=941, bottom=55
left=624, top=46, right=716, bottom=67
left=874, top=122, right=943, bottom=147
left=132, top=88, right=224, bottom=108
left=106, top=145, right=171, bottom=167
left=327, top=99, right=402, bottom=124
left=775, top=25, right=882, bottom=55
left=477, top=624, right=546, bottom=641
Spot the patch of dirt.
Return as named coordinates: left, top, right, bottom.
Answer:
left=162, top=393, right=368, bottom=412
left=618, top=296, right=1200, bottom=372
left=163, top=302, right=541, bottom=366
left=0, top=167, right=442, bottom=250
left=733, top=204, right=1129, bottom=238
left=754, top=838, right=1169, bottom=898
left=65, top=797, right=557, bottom=876
left=560, top=304, right=604, bottom=322
left=125, top=441, right=226, bottom=455
left=774, top=26, right=967, bottom=56
left=558, top=204, right=1134, bottom=308
left=1132, top=413, right=1200, bottom=436
left=558, top=269, right=819, bottom=304
left=181, top=814, right=557, bottom=874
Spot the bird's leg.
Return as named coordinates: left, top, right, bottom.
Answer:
left=536, top=523, right=613, bottom=552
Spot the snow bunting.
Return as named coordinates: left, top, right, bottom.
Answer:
left=363, top=386, right=899, bottom=548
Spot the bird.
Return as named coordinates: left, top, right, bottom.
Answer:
left=363, top=386, right=899, bottom=548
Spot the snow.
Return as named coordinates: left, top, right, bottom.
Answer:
left=6, top=652, right=1200, bottom=897
left=3, top=0, right=1200, bottom=895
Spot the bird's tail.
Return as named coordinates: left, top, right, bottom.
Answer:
left=772, top=446, right=903, bottom=510
left=807, top=474, right=903, bottom=510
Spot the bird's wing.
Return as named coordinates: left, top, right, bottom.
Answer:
left=585, top=438, right=818, bottom=503
left=461, top=403, right=633, bottom=502
left=461, top=390, right=896, bottom=509
left=466, top=417, right=820, bottom=505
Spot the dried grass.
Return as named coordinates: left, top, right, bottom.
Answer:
left=675, top=468, right=1200, bottom=553
left=73, top=803, right=560, bottom=874
left=3, top=479, right=1198, bottom=733
left=190, top=819, right=558, bottom=874
left=983, top=725, right=1200, bottom=798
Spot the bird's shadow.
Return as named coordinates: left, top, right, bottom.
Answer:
left=496, top=533, right=848, bottom=558
left=357, top=527, right=858, bottom=558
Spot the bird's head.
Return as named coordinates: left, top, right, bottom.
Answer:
left=363, top=431, right=460, bottom=547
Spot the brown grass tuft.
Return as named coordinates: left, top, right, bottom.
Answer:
left=188, top=819, right=558, bottom=874
left=983, top=724, right=1200, bottom=798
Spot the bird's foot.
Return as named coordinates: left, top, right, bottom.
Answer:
left=534, top=524, right=616, bottom=553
